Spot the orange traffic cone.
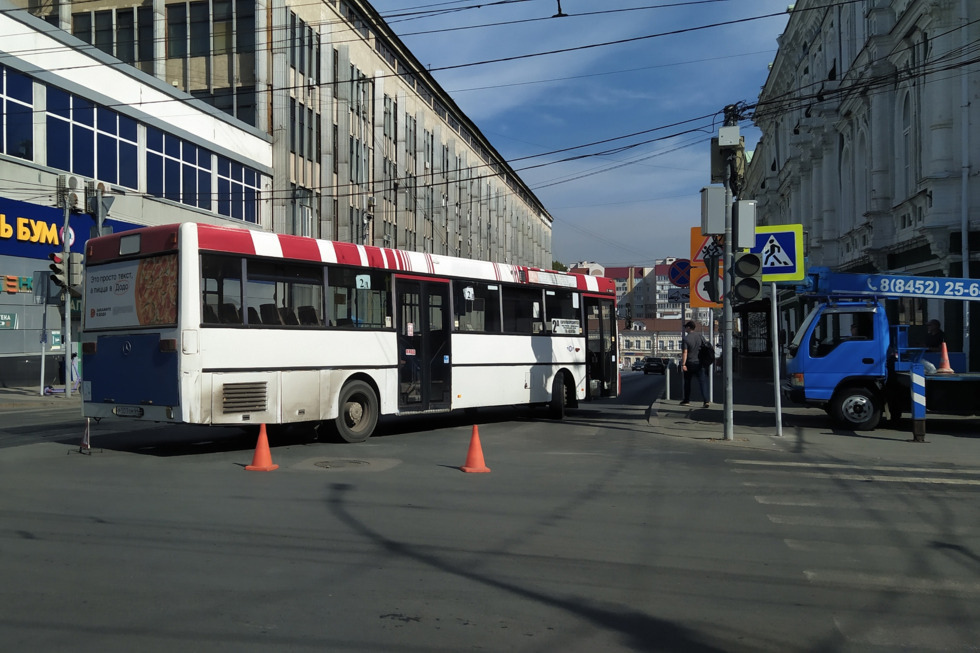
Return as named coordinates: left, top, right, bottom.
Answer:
left=245, top=424, right=279, bottom=471
left=460, top=425, right=490, bottom=473
left=936, top=342, right=954, bottom=374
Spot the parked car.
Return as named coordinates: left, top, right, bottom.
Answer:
left=643, top=357, right=666, bottom=374
left=631, top=360, right=645, bottom=371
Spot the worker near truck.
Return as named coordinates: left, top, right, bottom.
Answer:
left=924, top=319, right=945, bottom=351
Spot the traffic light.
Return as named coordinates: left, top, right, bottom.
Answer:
left=68, top=252, right=84, bottom=297
left=48, top=252, right=68, bottom=290
left=732, top=251, right=763, bottom=302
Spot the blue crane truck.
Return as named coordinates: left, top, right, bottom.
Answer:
left=781, top=268, right=980, bottom=430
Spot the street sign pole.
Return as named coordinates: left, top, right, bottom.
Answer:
left=770, top=282, right=783, bottom=436
left=61, top=195, right=72, bottom=399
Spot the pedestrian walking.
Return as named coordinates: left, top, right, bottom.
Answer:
left=680, top=320, right=712, bottom=408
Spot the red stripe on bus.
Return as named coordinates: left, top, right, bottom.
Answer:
left=278, top=234, right=321, bottom=262
left=364, top=246, right=386, bottom=268
left=333, top=242, right=362, bottom=266
left=198, top=224, right=256, bottom=255
left=381, top=248, right=397, bottom=270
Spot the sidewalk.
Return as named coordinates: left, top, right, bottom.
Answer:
left=0, top=385, right=82, bottom=411
left=648, top=372, right=980, bottom=465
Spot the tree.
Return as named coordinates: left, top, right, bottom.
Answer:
left=551, top=260, right=567, bottom=272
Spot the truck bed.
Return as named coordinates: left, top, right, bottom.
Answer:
left=893, top=371, right=980, bottom=416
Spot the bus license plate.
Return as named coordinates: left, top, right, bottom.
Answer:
left=114, top=406, right=144, bottom=418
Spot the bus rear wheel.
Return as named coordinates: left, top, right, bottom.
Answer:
left=335, top=380, right=378, bottom=443
left=548, top=371, right=568, bottom=420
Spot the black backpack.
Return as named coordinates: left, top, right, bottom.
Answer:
left=698, top=337, right=715, bottom=366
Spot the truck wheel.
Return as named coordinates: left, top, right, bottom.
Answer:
left=548, top=371, right=567, bottom=420
left=335, top=380, right=378, bottom=443
left=831, top=387, right=881, bottom=430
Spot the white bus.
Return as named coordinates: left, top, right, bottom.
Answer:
left=80, top=222, right=618, bottom=442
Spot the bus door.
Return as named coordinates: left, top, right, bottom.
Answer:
left=584, top=296, right=618, bottom=398
left=395, top=277, right=451, bottom=411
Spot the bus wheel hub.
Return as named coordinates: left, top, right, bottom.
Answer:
left=345, top=401, right=363, bottom=424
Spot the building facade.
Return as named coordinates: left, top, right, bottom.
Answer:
left=745, top=0, right=980, bottom=364
left=21, top=0, right=552, bottom=266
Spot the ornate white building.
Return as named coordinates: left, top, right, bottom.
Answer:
left=745, top=0, right=980, bottom=362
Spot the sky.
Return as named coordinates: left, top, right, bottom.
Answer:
left=368, top=0, right=792, bottom=268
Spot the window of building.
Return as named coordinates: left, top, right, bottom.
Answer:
left=96, top=107, right=138, bottom=189
left=236, top=0, right=255, bottom=53
left=166, top=5, right=187, bottom=58
left=147, top=126, right=212, bottom=209
left=2, top=66, right=33, bottom=161
left=216, top=155, right=261, bottom=222
left=138, top=6, right=154, bottom=61
left=213, top=0, right=233, bottom=54
left=117, top=10, right=136, bottom=64
left=189, top=1, right=209, bottom=57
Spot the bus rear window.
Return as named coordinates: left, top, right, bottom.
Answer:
left=84, top=254, right=178, bottom=330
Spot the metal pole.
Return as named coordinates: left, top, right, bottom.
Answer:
left=961, top=0, right=971, bottom=368
left=708, top=315, right=715, bottom=402
left=722, top=167, right=734, bottom=441
left=62, top=200, right=72, bottom=399
left=39, top=300, right=47, bottom=395
left=770, top=282, right=783, bottom=436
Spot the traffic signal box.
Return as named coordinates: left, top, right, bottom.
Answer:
left=732, top=251, right=763, bottom=302
left=48, top=253, right=68, bottom=290
left=68, top=252, right=84, bottom=297
left=48, top=252, right=84, bottom=297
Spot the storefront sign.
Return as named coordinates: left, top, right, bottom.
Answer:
left=0, top=312, right=15, bottom=329
left=0, top=196, right=136, bottom=260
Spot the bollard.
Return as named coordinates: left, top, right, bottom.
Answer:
left=910, top=361, right=927, bottom=443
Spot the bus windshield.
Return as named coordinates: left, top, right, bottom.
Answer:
left=84, top=253, right=178, bottom=330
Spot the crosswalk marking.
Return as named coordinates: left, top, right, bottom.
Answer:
left=767, top=514, right=980, bottom=534
left=735, top=468, right=980, bottom=486
left=728, top=459, right=980, bottom=475
left=804, top=570, right=980, bottom=596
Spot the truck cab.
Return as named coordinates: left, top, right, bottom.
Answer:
left=783, top=300, right=890, bottom=429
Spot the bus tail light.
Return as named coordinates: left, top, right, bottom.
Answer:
left=159, top=338, right=178, bottom=352
left=790, top=373, right=804, bottom=387
left=81, top=341, right=97, bottom=355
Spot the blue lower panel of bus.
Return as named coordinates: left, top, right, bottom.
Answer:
left=85, top=334, right=180, bottom=407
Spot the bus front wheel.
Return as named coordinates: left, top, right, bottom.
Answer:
left=335, top=380, right=378, bottom=443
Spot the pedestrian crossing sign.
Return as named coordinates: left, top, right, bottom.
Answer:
left=750, top=224, right=804, bottom=282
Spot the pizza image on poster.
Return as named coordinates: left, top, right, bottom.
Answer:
left=135, top=255, right=178, bottom=326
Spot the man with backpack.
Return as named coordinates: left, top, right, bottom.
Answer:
left=680, top=320, right=713, bottom=408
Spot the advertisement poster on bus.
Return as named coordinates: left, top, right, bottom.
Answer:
left=85, top=254, right=178, bottom=329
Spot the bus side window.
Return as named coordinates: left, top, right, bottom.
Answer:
left=326, top=267, right=390, bottom=329
left=545, top=289, right=581, bottom=335
left=203, top=304, right=219, bottom=324
left=502, top=286, right=544, bottom=334
left=201, top=254, right=243, bottom=327
left=454, top=282, right=501, bottom=332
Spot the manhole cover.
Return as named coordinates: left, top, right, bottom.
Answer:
left=314, top=459, right=370, bottom=469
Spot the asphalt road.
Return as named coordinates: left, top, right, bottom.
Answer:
left=2, top=373, right=979, bottom=652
